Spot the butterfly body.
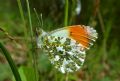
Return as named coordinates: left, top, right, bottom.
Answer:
left=38, top=25, right=98, bottom=73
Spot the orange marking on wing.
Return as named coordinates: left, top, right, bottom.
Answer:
left=69, top=25, right=89, bottom=48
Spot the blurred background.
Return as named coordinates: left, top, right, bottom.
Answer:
left=0, top=0, right=120, bottom=81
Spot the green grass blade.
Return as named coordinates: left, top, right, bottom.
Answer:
left=64, top=0, right=69, bottom=26
left=0, top=42, right=21, bottom=81
left=17, top=0, right=25, bottom=25
left=16, top=0, right=33, bottom=73
left=17, top=0, right=27, bottom=40
left=26, top=0, right=33, bottom=38
left=64, top=0, right=69, bottom=81
left=26, top=0, right=38, bottom=81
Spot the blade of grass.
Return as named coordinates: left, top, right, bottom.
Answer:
left=17, top=0, right=25, bottom=25
left=102, top=20, right=113, bottom=61
left=65, top=72, right=69, bottom=81
left=17, top=0, right=27, bottom=40
left=26, top=0, right=33, bottom=38
left=0, top=42, right=21, bottom=81
left=16, top=0, right=34, bottom=75
left=26, top=0, right=38, bottom=81
left=64, top=0, right=69, bottom=26
left=64, top=0, right=69, bottom=81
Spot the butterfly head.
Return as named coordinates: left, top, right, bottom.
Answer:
left=36, top=28, right=47, bottom=48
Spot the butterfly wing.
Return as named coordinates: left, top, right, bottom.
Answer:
left=49, top=25, right=98, bottom=49
left=43, top=36, right=86, bottom=73
left=42, top=25, right=98, bottom=73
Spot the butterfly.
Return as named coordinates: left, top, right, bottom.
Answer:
left=37, top=25, right=98, bottom=73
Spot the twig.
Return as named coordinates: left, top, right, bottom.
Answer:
left=0, top=27, right=15, bottom=40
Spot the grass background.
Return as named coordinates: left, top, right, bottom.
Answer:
left=0, top=0, right=120, bottom=81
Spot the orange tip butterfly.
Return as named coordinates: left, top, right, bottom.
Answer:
left=37, top=25, right=98, bottom=73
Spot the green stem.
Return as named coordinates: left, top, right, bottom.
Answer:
left=26, top=0, right=33, bottom=38
left=17, top=0, right=32, bottom=74
left=65, top=72, right=69, bottom=81
left=64, top=0, right=69, bottom=26
left=0, top=42, right=21, bottom=81
left=17, top=0, right=27, bottom=40
left=26, top=0, right=38, bottom=81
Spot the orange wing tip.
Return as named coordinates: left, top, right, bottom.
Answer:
left=85, top=26, right=98, bottom=41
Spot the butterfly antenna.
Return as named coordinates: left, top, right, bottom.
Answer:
left=40, top=13, right=43, bottom=29
left=34, top=8, right=44, bottom=36
left=34, top=8, right=41, bottom=28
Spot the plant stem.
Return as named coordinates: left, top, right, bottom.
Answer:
left=65, top=72, right=69, bottom=81
left=17, top=0, right=27, bottom=41
left=26, top=0, right=38, bottom=81
left=0, top=42, right=21, bottom=81
left=97, top=9, right=105, bottom=34
left=26, top=0, right=33, bottom=38
left=64, top=0, right=69, bottom=26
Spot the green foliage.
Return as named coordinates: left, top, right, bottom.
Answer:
left=38, top=53, right=52, bottom=72
left=0, top=63, right=12, bottom=81
left=13, top=66, right=37, bottom=81
left=0, top=42, right=21, bottom=81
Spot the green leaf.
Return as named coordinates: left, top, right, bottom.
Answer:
left=0, top=42, right=21, bottom=81
left=0, top=63, right=12, bottom=81
left=18, top=66, right=37, bottom=81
